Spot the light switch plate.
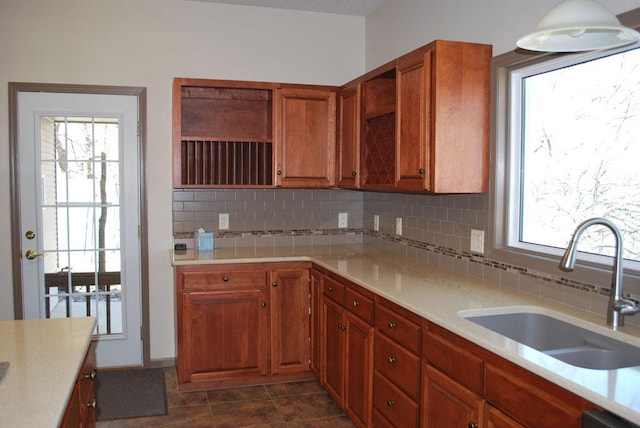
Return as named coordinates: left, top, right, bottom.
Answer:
left=338, top=213, right=348, bottom=228
left=219, top=213, right=229, bottom=230
left=470, top=229, right=484, bottom=254
left=373, top=215, right=379, bottom=231
left=395, top=217, right=402, bottom=236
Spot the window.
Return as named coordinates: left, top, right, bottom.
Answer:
left=492, top=43, right=640, bottom=279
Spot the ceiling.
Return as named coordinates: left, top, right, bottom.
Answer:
left=189, top=0, right=387, bottom=16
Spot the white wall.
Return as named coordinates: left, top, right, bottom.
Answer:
left=365, top=0, right=640, bottom=69
left=0, top=0, right=364, bottom=361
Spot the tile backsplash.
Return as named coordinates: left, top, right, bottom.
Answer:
left=172, top=188, right=638, bottom=327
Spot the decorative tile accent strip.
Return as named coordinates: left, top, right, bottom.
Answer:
left=173, top=227, right=624, bottom=301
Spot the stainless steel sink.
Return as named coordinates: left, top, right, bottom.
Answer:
left=464, top=311, right=640, bottom=370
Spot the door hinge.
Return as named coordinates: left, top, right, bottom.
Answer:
left=138, top=225, right=141, bottom=239
left=137, top=121, right=140, bottom=137
left=140, top=325, right=143, bottom=340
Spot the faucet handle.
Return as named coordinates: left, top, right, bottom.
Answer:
left=614, top=297, right=640, bottom=315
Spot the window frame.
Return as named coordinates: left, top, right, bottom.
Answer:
left=488, top=8, right=640, bottom=293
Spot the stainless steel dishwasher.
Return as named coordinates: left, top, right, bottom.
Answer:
left=583, top=410, right=639, bottom=428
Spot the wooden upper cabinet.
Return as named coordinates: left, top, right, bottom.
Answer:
left=427, top=40, right=491, bottom=193
left=173, top=78, right=275, bottom=188
left=172, top=79, right=337, bottom=189
left=396, top=50, right=429, bottom=191
left=275, top=86, right=337, bottom=188
left=337, top=84, right=361, bottom=189
left=355, top=39, right=492, bottom=194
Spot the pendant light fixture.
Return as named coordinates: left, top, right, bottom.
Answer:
left=517, top=0, right=640, bottom=52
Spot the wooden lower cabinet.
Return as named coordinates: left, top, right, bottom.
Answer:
left=422, top=364, right=482, bottom=428
left=181, top=289, right=269, bottom=382
left=422, top=321, right=599, bottom=428
left=61, top=341, right=97, bottom=428
left=175, top=262, right=312, bottom=390
left=317, top=270, right=374, bottom=428
left=484, top=404, right=525, bottom=428
left=270, top=268, right=310, bottom=375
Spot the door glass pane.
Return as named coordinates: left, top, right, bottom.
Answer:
left=40, top=116, right=123, bottom=336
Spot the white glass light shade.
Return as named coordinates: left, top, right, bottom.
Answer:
left=517, top=0, right=640, bottom=52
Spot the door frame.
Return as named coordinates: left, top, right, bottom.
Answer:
left=8, top=82, right=151, bottom=367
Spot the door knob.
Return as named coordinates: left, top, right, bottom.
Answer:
left=25, top=249, right=45, bottom=260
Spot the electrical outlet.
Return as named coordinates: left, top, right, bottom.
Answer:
left=373, top=214, right=380, bottom=231
left=395, top=217, right=402, bottom=236
left=219, top=213, right=229, bottom=230
left=470, top=229, right=484, bottom=254
left=338, top=212, right=348, bottom=228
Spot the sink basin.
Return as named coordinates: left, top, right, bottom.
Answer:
left=463, top=311, right=640, bottom=370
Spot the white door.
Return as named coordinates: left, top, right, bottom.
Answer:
left=18, top=91, right=142, bottom=368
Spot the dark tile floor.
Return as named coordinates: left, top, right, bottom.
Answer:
left=96, top=368, right=356, bottom=427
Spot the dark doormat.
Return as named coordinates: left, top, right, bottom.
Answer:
left=95, top=368, right=167, bottom=421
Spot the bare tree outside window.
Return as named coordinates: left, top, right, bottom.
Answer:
left=520, top=48, right=640, bottom=260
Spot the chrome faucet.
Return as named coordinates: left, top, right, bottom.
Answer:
left=560, top=217, right=640, bottom=329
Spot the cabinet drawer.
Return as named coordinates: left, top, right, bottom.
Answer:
left=485, top=363, right=582, bottom=427
left=345, top=288, right=374, bottom=324
left=373, top=371, right=419, bottom=428
left=375, top=304, right=421, bottom=354
left=423, top=330, right=484, bottom=394
left=180, top=269, right=267, bottom=291
left=374, top=332, right=421, bottom=400
left=323, top=275, right=346, bottom=305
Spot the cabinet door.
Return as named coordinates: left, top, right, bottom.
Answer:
left=422, top=365, right=482, bottom=428
left=275, top=87, right=337, bottom=188
left=322, top=297, right=346, bottom=404
left=310, top=269, right=323, bottom=378
left=396, top=50, right=429, bottom=191
left=337, top=84, right=361, bottom=189
left=270, top=268, right=310, bottom=375
left=181, top=290, right=268, bottom=382
left=484, top=403, right=525, bottom=428
left=344, top=311, right=374, bottom=428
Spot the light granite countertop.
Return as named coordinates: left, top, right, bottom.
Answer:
left=172, top=244, right=640, bottom=424
left=0, top=317, right=96, bottom=428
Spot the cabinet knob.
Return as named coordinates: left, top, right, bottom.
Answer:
left=352, top=171, right=357, bottom=177
left=387, top=356, right=396, bottom=364
left=328, top=286, right=335, bottom=292
left=223, top=276, right=229, bottom=282
left=261, top=302, right=267, bottom=308
left=272, top=282, right=278, bottom=287
left=388, top=321, right=397, bottom=329
left=419, top=168, right=425, bottom=175
left=277, top=170, right=282, bottom=175
left=352, top=300, right=360, bottom=307
left=338, top=323, right=346, bottom=331
left=468, top=423, right=478, bottom=428
left=86, top=399, right=97, bottom=409
left=84, top=369, right=97, bottom=380
left=386, top=399, right=395, bottom=407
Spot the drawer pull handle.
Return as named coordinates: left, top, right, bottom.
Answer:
left=338, top=323, right=346, bottom=331
left=272, top=282, right=278, bottom=287
left=419, top=168, right=425, bottom=175
left=388, top=322, right=397, bottom=329
left=387, top=356, right=396, bottom=364
left=261, top=302, right=267, bottom=308
left=352, top=171, right=357, bottom=177
left=386, top=399, right=394, bottom=407
left=223, top=276, right=229, bottom=282
left=86, top=399, right=97, bottom=408
left=468, top=423, right=478, bottom=428
left=84, top=369, right=97, bottom=380
left=352, top=300, right=360, bottom=307
left=328, top=286, right=335, bottom=291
